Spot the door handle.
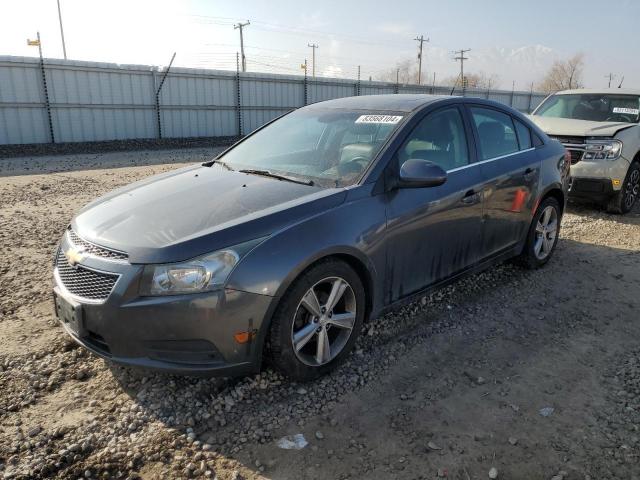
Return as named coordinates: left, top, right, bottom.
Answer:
left=523, top=167, right=536, bottom=181
left=461, top=189, right=480, bottom=204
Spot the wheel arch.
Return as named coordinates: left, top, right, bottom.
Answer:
left=272, top=249, right=376, bottom=325
left=537, top=185, right=565, bottom=216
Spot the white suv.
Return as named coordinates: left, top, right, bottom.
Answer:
left=531, top=89, right=640, bottom=213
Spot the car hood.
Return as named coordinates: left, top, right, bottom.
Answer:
left=529, top=115, right=635, bottom=138
left=73, top=163, right=346, bottom=264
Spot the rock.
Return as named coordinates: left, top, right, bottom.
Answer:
left=437, top=467, right=447, bottom=477
left=539, top=407, right=555, bottom=417
left=488, top=466, right=499, bottom=479
left=427, top=441, right=442, bottom=450
left=508, top=436, right=518, bottom=445
left=315, top=431, right=324, bottom=440
left=296, top=387, right=307, bottom=395
left=27, top=426, right=42, bottom=437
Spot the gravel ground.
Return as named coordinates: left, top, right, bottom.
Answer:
left=1, top=149, right=640, bottom=480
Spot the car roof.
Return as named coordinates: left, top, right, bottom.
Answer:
left=305, top=94, right=449, bottom=112
left=554, top=88, right=640, bottom=96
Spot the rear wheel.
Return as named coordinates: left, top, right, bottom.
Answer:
left=267, top=259, right=365, bottom=381
left=518, top=197, right=561, bottom=269
left=607, top=162, right=640, bottom=214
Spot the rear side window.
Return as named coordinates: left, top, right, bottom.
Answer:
left=514, top=119, right=532, bottom=150
left=470, top=107, right=519, bottom=160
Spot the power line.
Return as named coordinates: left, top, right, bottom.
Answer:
left=414, top=35, right=429, bottom=85
left=56, top=0, right=67, bottom=59
left=453, top=48, right=471, bottom=95
left=233, top=20, right=250, bottom=72
left=308, top=43, right=318, bottom=78
left=605, top=73, right=616, bottom=88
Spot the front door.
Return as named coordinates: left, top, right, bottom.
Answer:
left=384, top=106, right=484, bottom=303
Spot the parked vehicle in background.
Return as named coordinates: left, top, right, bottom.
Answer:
left=531, top=89, right=640, bottom=213
left=53, top=95, right=569, bottom=381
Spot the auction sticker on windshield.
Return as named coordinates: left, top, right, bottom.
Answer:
left=613, top=107, right=639, bottom=115
left=355, top=115, right=403, bottom=124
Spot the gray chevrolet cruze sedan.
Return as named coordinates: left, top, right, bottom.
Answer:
left=53, top=95, right=569, bottom=380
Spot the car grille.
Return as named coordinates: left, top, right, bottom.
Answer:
left=55, top=249, right=120, bottom=301
left=549, top=136, right=586, bottom=165
left=67, top=229, right=128, bottom=262
left=567, top=149, right=584, bottom=164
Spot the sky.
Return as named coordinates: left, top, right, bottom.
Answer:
left=2, top=0, right=639, bottom=90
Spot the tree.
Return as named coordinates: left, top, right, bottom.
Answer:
left=376, top=59, right=417, bottom=85
left=441, top=72, right=501, bottom=90
left=537, top=53, right=585, bottom=93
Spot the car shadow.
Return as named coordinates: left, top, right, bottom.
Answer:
left=566, top=200, right=640, bottom=226
left=100, top=234, right=640, bottom=479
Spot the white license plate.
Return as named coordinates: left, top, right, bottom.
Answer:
left=54, top=289, right=82, bottom=336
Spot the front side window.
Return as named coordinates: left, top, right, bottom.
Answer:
left=535, top=94, right=640, bottom=123
left=471, top=107, right=519, bottom=160
left=397, top=107, right=470, bottom=171
left=220, top=109, right=404, bottom=187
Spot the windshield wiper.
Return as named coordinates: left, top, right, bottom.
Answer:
left=204, top=159, right=234, bottom=171
left=238, top=169, right=314, bottom=186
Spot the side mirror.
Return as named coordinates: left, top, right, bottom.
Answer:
left=398, top=158, right=447, bottom=188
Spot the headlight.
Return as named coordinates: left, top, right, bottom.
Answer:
left=140, top=238, right=263, bottom=296
left=583, top=139, right=623, bottom=161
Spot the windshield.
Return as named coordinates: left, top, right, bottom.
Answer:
left=218, top=108, right=404, bottom=187
left=535, top=93, right=640, bottom=123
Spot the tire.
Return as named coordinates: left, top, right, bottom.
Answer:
left=267, top=259, right=365, bottom=381
left=518, top=197, right=561, bottom=269
left=607, top=162, right=640, bottom=214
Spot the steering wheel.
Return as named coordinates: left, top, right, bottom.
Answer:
left=606, top=113, right=633, bottom=123
left=337, top=156, right=369, bottom=176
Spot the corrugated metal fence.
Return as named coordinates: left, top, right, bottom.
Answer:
left=0, top=56, right=548, bottom=145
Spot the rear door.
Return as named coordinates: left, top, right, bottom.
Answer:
left=384, top=105, right=485, bottom=302
left=467, top=106, right=541, bottom=257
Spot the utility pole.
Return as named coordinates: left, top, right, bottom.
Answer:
left=234, top=20, right=250, bottom=72
left=307, top=43, right=318, bottom=78
left=414, top=35, right=429, bottom=84
left=56, top=0, right=67, bottom=59
left=605, top=73, right=616, bottom=88
left=453, top=48, right=470, bottom=95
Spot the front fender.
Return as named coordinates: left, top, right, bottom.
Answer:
left=226, top=184, right=387, bottom=311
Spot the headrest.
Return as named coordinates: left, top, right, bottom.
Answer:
left=478, top=121, right=505, bottom=144
left=415, top=116, right=453, bottom=145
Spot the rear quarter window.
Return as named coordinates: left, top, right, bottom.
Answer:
left=514, top=119, right=532, bottom=150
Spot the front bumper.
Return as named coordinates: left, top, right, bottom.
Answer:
left=567, top=155, right=630, bottom=191
left=53, top=235, right=274, bottom=376
left=569, top=177, right=615, bottom=202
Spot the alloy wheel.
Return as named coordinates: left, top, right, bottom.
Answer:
left=534, top=205, right=558, bottom=260
left=291, top=276, right=357, bottom=366
left=624, top=169, right=640, bottom=211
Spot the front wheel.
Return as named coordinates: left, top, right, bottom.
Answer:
left=518, top=197, right=561, bottom=269
left=607, top=162, right=640, bottom=214
left=267, top=259, right=365, bottom=381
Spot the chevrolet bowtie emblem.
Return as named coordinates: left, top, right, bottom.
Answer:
left=65, top=246, right=86, bottom=267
